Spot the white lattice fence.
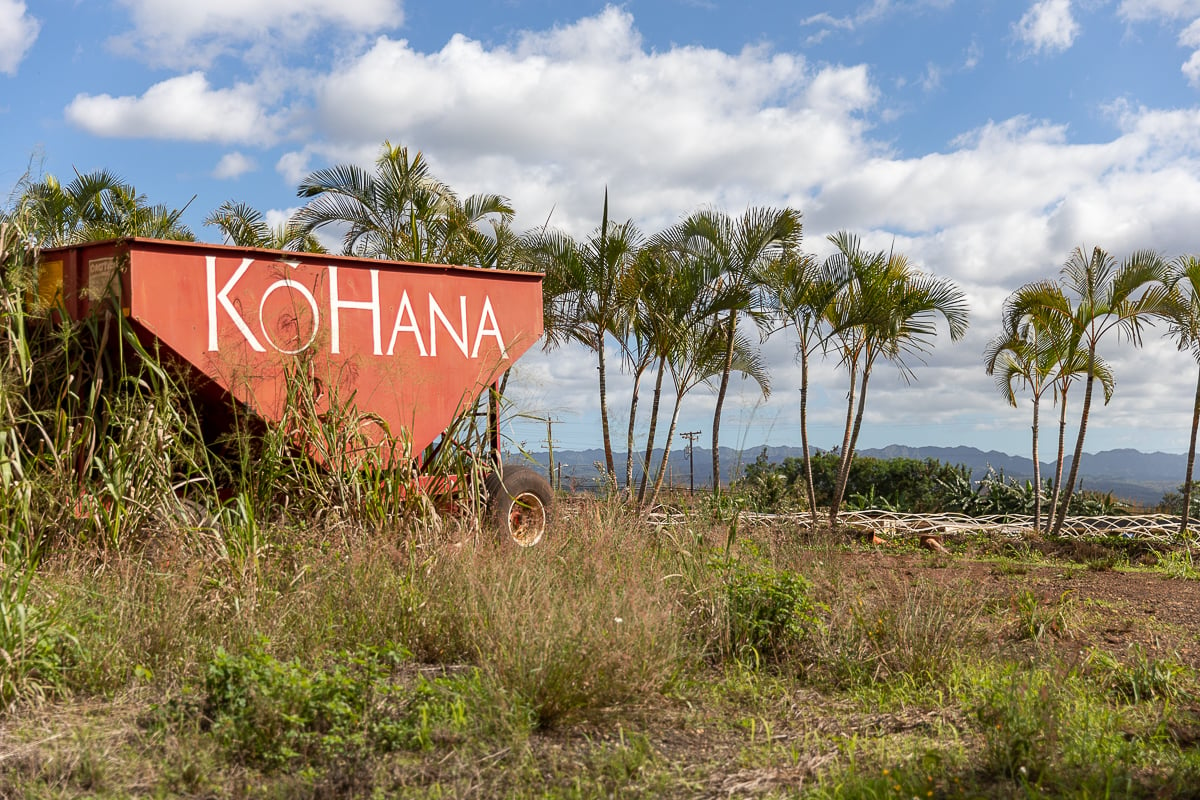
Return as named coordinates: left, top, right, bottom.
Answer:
left=647, top=507, right=1193, bottom=546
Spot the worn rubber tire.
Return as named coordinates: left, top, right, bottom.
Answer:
left=485, top=466, right=552, bottom=547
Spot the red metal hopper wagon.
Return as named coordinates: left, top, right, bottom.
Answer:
left=37, top=238, right=553, bottom=545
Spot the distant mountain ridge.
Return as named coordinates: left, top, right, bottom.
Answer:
left=511, top=444, right=1188, bottom=506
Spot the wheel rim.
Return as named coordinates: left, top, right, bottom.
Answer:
left=507, top=491, right=547, bottom=547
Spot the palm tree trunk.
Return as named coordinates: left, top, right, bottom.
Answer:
left=837, top=363, right=873, bottom=513
left=710, top=311, right=737, bottom=494
left=828, top=362, right=860, bottom=531
left=648, top=393, right=685, bottom=507
left=597, top=331, right=616, bottom=484
left=1053, top=368, right=1095, bottom=536
left=1031, top=395, right=1042, bottom=533
left=1048, top=386, right=1069, bottom=529
left=1180, top=367, right=1200, bottom=539
left=625, top=363, right=647, bottom=494
left=637, top=355, right=668, bottom=504
left=799, top=346, right=819, bottom=532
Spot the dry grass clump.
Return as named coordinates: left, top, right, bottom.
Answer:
left=803, top=574, right=985, bottom=689
left=407, top=519, right=688, bottom=727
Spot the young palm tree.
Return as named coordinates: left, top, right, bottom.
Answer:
left=671, top=207, right=801, bottom=491
left=13, top=169, right=124, bottom=247
left=630, top=232, right=742, bottom=505
left=999, top=280, right=1114, bottom=531
left=521, top=194, right=642, bottom=483
left=619, top=245, right=671, bottom=494
left=984, top=301, right=1089, bottom=533
left=205, top=200, right=326, bottom=252
left=90, top=183, right=195, bottom=242
left=645, top=320, right=768, bottom=507
left=1165, top=254, right=1200, bottom=538
left=824, top=232, right=969, bottom=530
left=13, top=169, right=194, bottom=246
left=1018, top=247, right=1169, bottom=535
left=758, top=247, right=844, bottom=530
left=291, top=141, right=513, bottom=264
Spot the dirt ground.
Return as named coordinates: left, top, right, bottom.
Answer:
left=840, top=545, right=1200, bottom=666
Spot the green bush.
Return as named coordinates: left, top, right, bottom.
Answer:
left=734, top=449, right=974, bottom=514
left=722, top=558, right=822, bottom=666
left=735, top=450, right=1131, bottom=517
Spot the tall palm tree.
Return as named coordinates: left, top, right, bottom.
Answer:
left=824, top=232, right=969, bottom=530
left=522, top=194, right=641, bottom=483
left=1018, top=247, right=1169, bottom=535
left=205, top=200, right=326, bottom=252
left=672, top=207, right=801, bottom=491
left=1165, top=255, right=1200, bottom=539
left=291, top=141, right=514, bottom=264
left=759, top=247, right=844, bottom=530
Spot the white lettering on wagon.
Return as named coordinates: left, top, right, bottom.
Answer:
left=207, top=257, right=266, bottom=352
left=259, top=277, right=320, bottom=354
left=205, top=258, right=509, bottom=360
left=329, top=266, right=382, bottom=355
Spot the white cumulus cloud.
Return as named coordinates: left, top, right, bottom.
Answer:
left=305, top=7, right=880, bottom=234
left=64, top=72, right=281, bottom=145
left=45, top=5, right=1200, bottom=453
left=213, top=151, right=256, bottom=179
left=1015, top=0, right=1080, bottom=54
left=257, top=6, right=1200, bottom=453
left=0, top=0, right=39, bottom=76
left=110, top=0, right=403, bottom=68
left=1118, top=0, right=1200, bottom=22
left=1180, top=18, right=1200, bottom=86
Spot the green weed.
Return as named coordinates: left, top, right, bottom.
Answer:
left=0, top=540, right=78, bottom=711
left=1085, top=645, right=1192, bottom=704
left=1155, top=548, right=1200, bottom=580
left=194, top=640, right=477, bottom=768
left=1009, top=588, right=1075, bottom=642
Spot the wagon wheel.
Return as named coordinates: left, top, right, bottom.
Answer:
left=485, top=466, right=553, bottom=547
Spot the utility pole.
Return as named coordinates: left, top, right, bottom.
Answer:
left=681, top=431, right=701, bottom=495
left=544, top=416, right=559, bottom=490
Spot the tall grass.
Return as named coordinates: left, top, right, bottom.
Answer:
left=6, top=506, right=1200, bottom=797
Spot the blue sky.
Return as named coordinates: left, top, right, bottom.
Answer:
left=4, top=0, right=1200, bottom=460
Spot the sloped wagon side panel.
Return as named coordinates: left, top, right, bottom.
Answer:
left=39, top=238, right=545, bottom=461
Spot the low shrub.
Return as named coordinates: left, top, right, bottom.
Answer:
left=193, top=641, right=501, bottom=769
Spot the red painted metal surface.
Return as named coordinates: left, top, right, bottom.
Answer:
left=39, top=238, right=544, bottom=460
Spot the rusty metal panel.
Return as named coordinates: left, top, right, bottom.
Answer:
left=42, top=238, right=544, bottom=459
